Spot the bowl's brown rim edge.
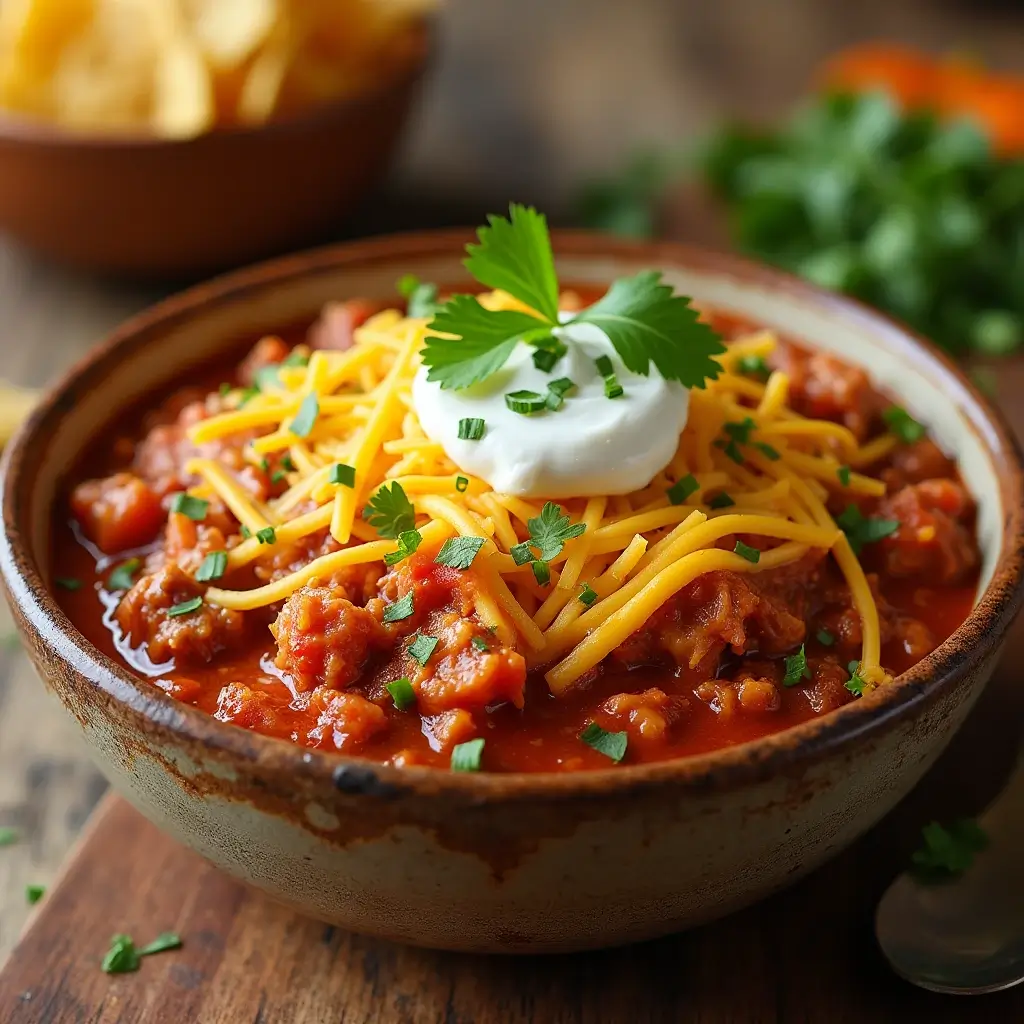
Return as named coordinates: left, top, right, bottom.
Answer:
left=3, top=228, right=1023, bottom=805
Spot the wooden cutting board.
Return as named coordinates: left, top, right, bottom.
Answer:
left=3, top=661, right=1024, bottom=1024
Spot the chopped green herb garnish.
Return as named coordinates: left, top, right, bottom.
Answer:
left=836, top=504, right=900, bottom=555
left=282, top=352, right=308, bottom=369
left=883, top=405, right=926, bottom=444
left=837, top=465, right=852, bottom=487
left=594, top=354, right=614, bottom=378
left=290, top=393, right=319, bottom=438
left=532, top=560, right=551, bottom=586
left=603, top=375, right=624, bottom=399
left=545, top=376, right=576, bottom=410
left=910, top=819, right=988, bottom=882
left=737, top=354, right=770, bottom=379
left=471, top=635, right=490, bottom=652
left=25, top=884, right=44, bottom=905
left=434, top=536, right=486, bottom=570
left=382, top=592, right=415, bottom=623
left=237, top=386, right=259, bottom=407
left=240, top=524, right=252, bottom=539
left=532, top=347, right=560, bottom=373
left=329, top=463, right=355, bottom=487
left=219, top=382, right=232, bottom=396
left=386, top=677, right=416, bottom=711
left=457, top=417, right=486, bottom=441
left=397, top=273, right=419, bottom=298
left=845, top=661, right=868, bottom=696
left=280, top=454, right=296, bottom=472
left=455, top=475, right=469, bottom=493
left=0, top=827, right=17, bottom=846
left=271, top=470, right=288, bottom=485
left=398, top=276, right=441, bottom=319
left=578, top=582, right=598, bottom=606
left=195, top=552, right=228, bottom=583
left=723, top=417, right=756, bottom=443
left=363, top=480, right=416, bottom=539
left=259, top=458, right=270, bottom=473
left=254, top=366, right=282, bottom=393
left=451, top=737, right=485, bottom=772
left=527, top=501, right=586, bottom=561
left=754, top=442, right=780, bottom=461
left=107, top=558, right=142, bottom=592
left=170, top=493, right=209, bottom=522
left=137, top=933, right=183, bottom=957
left=782, top=644, right=810, bottom=687
left=734, top=540, right=760, bottom=564
left=256, top=526, right=276, bottom=545
left=667, top=474, right=699, bottom=505
left=384, top=529, right=422, bottom=567
left=816, top=628, right=835, bottom=647
left=407, top=633, right=439, bottom=666
left=716, top=438, right=744, bottom=464
left=505, top=389, right=547, bottom=415
left=708, top=492, right=735, bottom=509
left=55, top=577, right=82, bottom=591
left=167, top=597, right=203, bottom=618
left=102, top=935, right=140, bottom=974
left=579, top=722, right=628, bottom=763
left=510, top=542, right=534, bottom=566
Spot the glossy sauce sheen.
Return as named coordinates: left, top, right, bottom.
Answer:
left=53, top=302, right=981, bottom=772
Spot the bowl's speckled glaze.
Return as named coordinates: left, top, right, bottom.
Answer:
left=2, top=234, right=1023, bottom=953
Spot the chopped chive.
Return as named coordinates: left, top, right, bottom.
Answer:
left=723, top=417, right=756, bottom=443
left=837, top=465, right=852, bottom=487
left=455, top=475, right=469, bottom=493
left=407, top=633, right=439, bottom=666
left=434, top=536, right=486, bottom=570
left=594, top=354, right=614, bottom=377
left=137, top=933, right=183, bottom=957
left=717, top=439, right=744, bottom=464
left=289, top=393, right=319, bottom=438
left=271, top=470, right=288, bottom=484
left=167, top=597, right=203, bottom=618
left=578, top=582, right=598, bottom=606
left=603, top=375, right=624, bottom=399
left=509, top=542, right=534, bottom=566
left=708, top=492, right=735, bottom=509
left=579, top=722, right=628, bottom=763
left=754, top=442, right=780, bottom=461
left=471, top=635, right=490, bottom=652
left=25, top=884, right=44, bottom=905
left=545, top=376, right=577, bottom=411
left=240, top=525, right=252, bottom=539
left=458, top=418, right=486, bottom=441
left=107, top=558, right=142, bottom=592
left=255, top=526, right=276, bottom=545
left=667, top=474, right=699, bottom=505
left=386, top=677, right=416, bottom=711
left=384, top=529, right=422, bottom=567
left=505, top=389, right=547, bottom=414
left=532, top=560, right=551, bottom=586
left=54, top=577, right=82, bottom=591
left=737, top=354, right=770, bottom=379
left=883, top=405, right=926, bottom=444
left=281, top=454, right=296, bottom=472
left=734, top=540, right=760, bottom=563
left=782, top=644, right=810, bottom=687
left=532, top=348, right=559, bottom=373
left=169, top=493, right=209, bottom=522
left=382, top=592, right=415, bottom=623
left=836, top=504, right=900, bottom=555
left=816, top=628, right=835, bottom=646
left=102, top=935, right=140, bottom=974
left=329, top=463, right=356, bottom=488
left=195, top=551, right=228, bottom=583
left=451, top=737, right=485, bottom=772
left=258, top=458, right=270, bottom=473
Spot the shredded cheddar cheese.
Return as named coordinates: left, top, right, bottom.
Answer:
left=186, top=293, right=895, bottom=695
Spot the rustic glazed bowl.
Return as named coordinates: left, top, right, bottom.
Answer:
left=0, top=25, right=430, bottom=279
left=2, top=233, right=1023, bottom=953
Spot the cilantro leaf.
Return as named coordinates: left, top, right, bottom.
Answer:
left=463, top=204, right=560, bottom=322
left=782, top=644, right=810, bottom=687
left=527, top=501, right=586, bottom=562
left=384, top=529, right=422, bottom=567
left=364, top=481, right=416, bottom=539
left=572, top=271, right=726, bottom=388
left=910, top=819, right=988, bottom=883
left=422, top=296, right=552, bottom=390
left=579, top=722, right=628, bottom=763
left=836, top=504, right=900, bottom=555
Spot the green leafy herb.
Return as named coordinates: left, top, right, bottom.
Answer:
left=240, top=525, right=252, bottom=539
left=594, top=354, right=614, bottom=378
left=579, top=722, right=628, bottom=763
left=195, top=552, right=228, bottom=583
left=723, top=417, right=756, bottom=443
left=667, top=474, right=699, bottom=505
left=281, top=454, right=296, bottom=472
left=734, top=540, right=761, bottom=563
left=282, top=352, right=308, bottom=369
left=579, top=582, right=598, bottom=606
left=532, top=342, right=567, bottom=372
left=383, top=592, right=415, bottom=623
left=716, top=438, right=744, bottom=464
left=102, top=935, right=140, bottom=974
left=457, top=417, right=486, bottom=441
left=108, top=558, right=142, bottom=592
left=545, top=376, right=576, bottom=410
left=397, top=275, right=441, bottom=318
left=169, top=493, right=209, bottom=521
left=407, top=633, right=439, bottom=666
left=455, top=475, right=470, bottom=493
left=386, top=677, right=416, bottom=711
left=434, top=536, right=486, bottom=570
left=55, top=577, right=82, bottom=591
left=329, top=463, right=356, bottom=487
left=754, top=441, right=780, bottom=461
left=364, top=481, right=416, bottom=539
left=451, top=737, right=485, bottom=772
left=137, top=933, right=182, bottom=957
left=910, top=819, right=988, bottom=883
left=738, top=354, right=770, bottom=379
left=25, top=884, right=44, bottom=905
left=527, top=501, right=586, bottom=561
left=384, top=529, right=422, bottom=567
left=816, top=628, right=835, bottom=646
left=254, top=365, right=283, bottom=393
left=837, top=465, right=852, bottom=487
left=256, top=526, right=276, bottom=545
left=471, top=635, right=490, bottom=652
left=603, top=375, right=624, bottom=399
left=532, top=560, right=551, bottom=586
left=167, top=597, right=203, bottom=618
left=510, top=542, right=534, bottom=566
left=505, top=389, right=547, bottom=414
left=271, top=469, right=288, bottom=485
left=0, top=827, right=17, bottom=846
left=845, top=662, right=868, bottom=696
left=883, top=405, right=926, bottom=444
left=708, top=492, right=735, bottom=509
left=836, top=504, right=900, bottom=555
left=290, top=393, right=319, bottom=438
left=782, top=644, right=810, bottom=687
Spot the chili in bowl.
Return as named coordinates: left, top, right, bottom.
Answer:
left=1, top=220, right=1021, bottom=952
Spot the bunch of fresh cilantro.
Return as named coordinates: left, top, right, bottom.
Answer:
left=702, top=91, right=1024, bottom=355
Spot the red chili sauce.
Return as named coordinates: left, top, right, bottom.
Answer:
left=52, top=298, right=981, bottom=772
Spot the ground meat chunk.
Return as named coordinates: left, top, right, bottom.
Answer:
left=422, top=709, right=477, bottom=753
left=271, top=584, right=386, bottom=692
left=214, top=681, right=280, bottom=732
left=238, top=336, right=290, bottom=387
left=777, top=347, right=880, bottom=440
left=304, top=688, right=388, bottom=752
left=307, top=299, right=385, bottom=351
left=695, top=681, right=740, bottom=719
left=876, top=479, right=978, bottom=583
left=601, top=688, right=689, bottom=743
left=70, top=472, right=165, bottom=554
left=880, top=439, right=958, bottom=491
left=117, top=564, right=247, bottom=664
left=160, top=513, right=231, bottom=576
left=801, top=657, right=855, bottom=714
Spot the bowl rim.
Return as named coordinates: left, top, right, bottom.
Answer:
left=0, top=18, right=433, bottom=149
left=3, top=228, right=1023, bottom=803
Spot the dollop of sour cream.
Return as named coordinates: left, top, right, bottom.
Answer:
left=412, top=321, right=689, bottom=498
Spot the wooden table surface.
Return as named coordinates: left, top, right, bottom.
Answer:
left=2, top=0, right=1024, bottom=1005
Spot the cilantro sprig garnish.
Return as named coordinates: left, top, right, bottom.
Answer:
left=364, top=481, right=416, bottom=539
left=836, top=504, right=900, bottom=555
left=910, top=819, right=988, bottom=883
left=420, top=204, right=725, bottom=393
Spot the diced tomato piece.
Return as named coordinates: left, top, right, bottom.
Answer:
left=70, top=472, right=165, bottom=554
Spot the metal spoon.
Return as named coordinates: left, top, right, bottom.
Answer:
left=876, top=753, right=1024, bottom=994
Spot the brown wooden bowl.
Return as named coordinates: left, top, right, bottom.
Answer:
left=0, top=27, right=431, bottom=280
left=2, top=232, right=1024, bottom=953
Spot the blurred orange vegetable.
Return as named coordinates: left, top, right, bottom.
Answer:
left=820, top=43, right=1024, bottom=156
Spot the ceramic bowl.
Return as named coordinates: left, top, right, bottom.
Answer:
left=2, top=233, right=1023, bottom=953
left=0, top=26, right=430, bottom=280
